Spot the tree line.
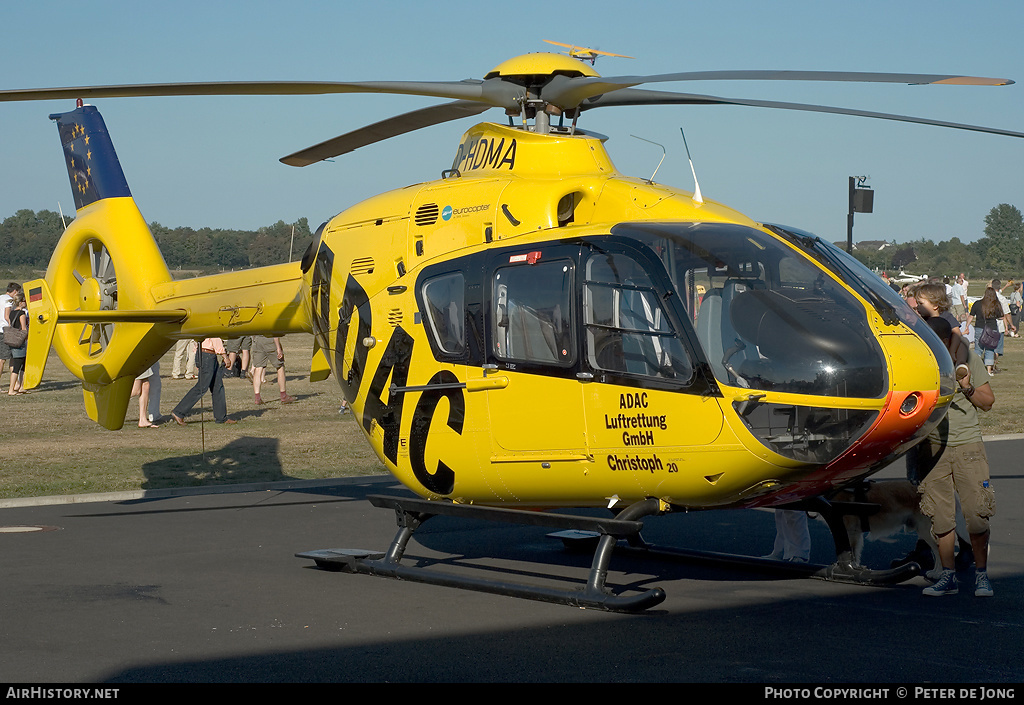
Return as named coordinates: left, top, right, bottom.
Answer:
left=847, top=203, right=1024, bottom=279
left=0, top=209, right=314, bottom=271
left=2, top=202, right=1021, bottom=278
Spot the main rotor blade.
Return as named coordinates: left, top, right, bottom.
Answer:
left=580, top=88, right=1024, bottom=139
left=0, top=79, right=524, bottom=109
left=281, top=100, right=491, bottom=166
left=544, top=70, right=1014, bottom=109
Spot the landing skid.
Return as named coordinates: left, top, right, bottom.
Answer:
left=297, top=493, right=919, bottom=613
left=298, top=494, right=667, bottom=612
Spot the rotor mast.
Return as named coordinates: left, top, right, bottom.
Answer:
left=486, top=52, right=602, bottom=135
left=520, top=95, right=565, bottom=135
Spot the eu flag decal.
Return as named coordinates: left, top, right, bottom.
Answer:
left=49, top=106, right=131, bottom=210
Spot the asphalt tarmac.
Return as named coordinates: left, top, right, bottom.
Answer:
left=2, top=438, right=1023, bottom=684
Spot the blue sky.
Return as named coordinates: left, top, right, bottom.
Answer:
left=1, top=0, right=1021, bottom=246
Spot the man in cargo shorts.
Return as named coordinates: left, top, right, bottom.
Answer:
left=251, top=335, right=296, bottom=406
left=222, top=336, right=252, bottom=378
left=915, top=316, right=996, bottom=597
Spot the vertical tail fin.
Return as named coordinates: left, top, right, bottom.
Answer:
left=50, top=105, right=132, bottom=210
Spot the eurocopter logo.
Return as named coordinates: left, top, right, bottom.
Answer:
left=442, top=204, right=489, bottom=221
left=451, top=136, right=517, bottom=173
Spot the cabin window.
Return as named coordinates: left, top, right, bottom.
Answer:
left=492, top=259, right=575, bottom=366
left=583, top=251, right=694, bottom=382
left=421, top=272, right=466, bottom=355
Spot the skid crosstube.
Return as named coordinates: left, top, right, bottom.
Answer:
left=297, top=494, right=668, bottom=612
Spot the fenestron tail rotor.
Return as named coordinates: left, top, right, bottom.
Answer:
left=72, top=239, right=118, bottom=357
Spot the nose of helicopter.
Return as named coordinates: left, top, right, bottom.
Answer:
left=765, top=327, right=955, bottom=501
left=839, top=329, right=953, bottom=467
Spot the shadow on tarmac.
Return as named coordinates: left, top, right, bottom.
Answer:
left=98, top=502, right=1024, bottom=683
left=140, top=436, right=292, bottom=490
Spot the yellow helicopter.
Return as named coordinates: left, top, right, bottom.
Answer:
left=4, top=48, right=1022, bottom=611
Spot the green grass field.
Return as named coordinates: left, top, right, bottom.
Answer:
left=2, top=325, right=1021, bottom=500
left=1, top=334, right=387, bottom=499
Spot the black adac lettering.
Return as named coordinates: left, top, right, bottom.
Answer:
left=619, top=392, right=648, bottom=409
left=310, top=243, right=335, bottom=345
left=362, top=326, right=414, bottom=465
left=409, top=370, right=464, bottom=495
left=336, top=274, right=371, bottom=403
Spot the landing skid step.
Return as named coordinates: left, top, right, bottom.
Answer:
left=296, top=548, right=385, bottom=571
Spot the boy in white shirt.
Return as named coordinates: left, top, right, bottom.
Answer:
left=0, top=282, right=22, bottom=380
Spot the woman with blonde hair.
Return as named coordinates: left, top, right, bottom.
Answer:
left=6, top=291, right=27, bottom=395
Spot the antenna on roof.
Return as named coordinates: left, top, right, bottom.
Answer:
left=679, top=127, right=704, bottom=206
left=630, top=135, right=666, bottom=184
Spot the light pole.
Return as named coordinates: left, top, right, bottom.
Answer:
left=847, top=176, right=874, bottom=253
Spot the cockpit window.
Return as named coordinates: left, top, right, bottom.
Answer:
left=583, top=251, right=694, bottom=382
left=611, top=222, right=887, bottom=398
left=422, top=272, right=466, bottom=355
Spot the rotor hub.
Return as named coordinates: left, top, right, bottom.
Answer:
left=78, top=275, right=115, bottom=312
left=484, top=52, right=599, bottom=81
left=78, top=277, right=102, bottom=311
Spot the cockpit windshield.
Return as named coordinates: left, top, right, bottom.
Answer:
left=765, top=223, right=955, bottom=396
left=612, top=222, right=888, bottom=398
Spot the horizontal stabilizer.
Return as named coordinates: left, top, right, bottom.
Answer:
left=57, top=309, right=188, bottom=324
